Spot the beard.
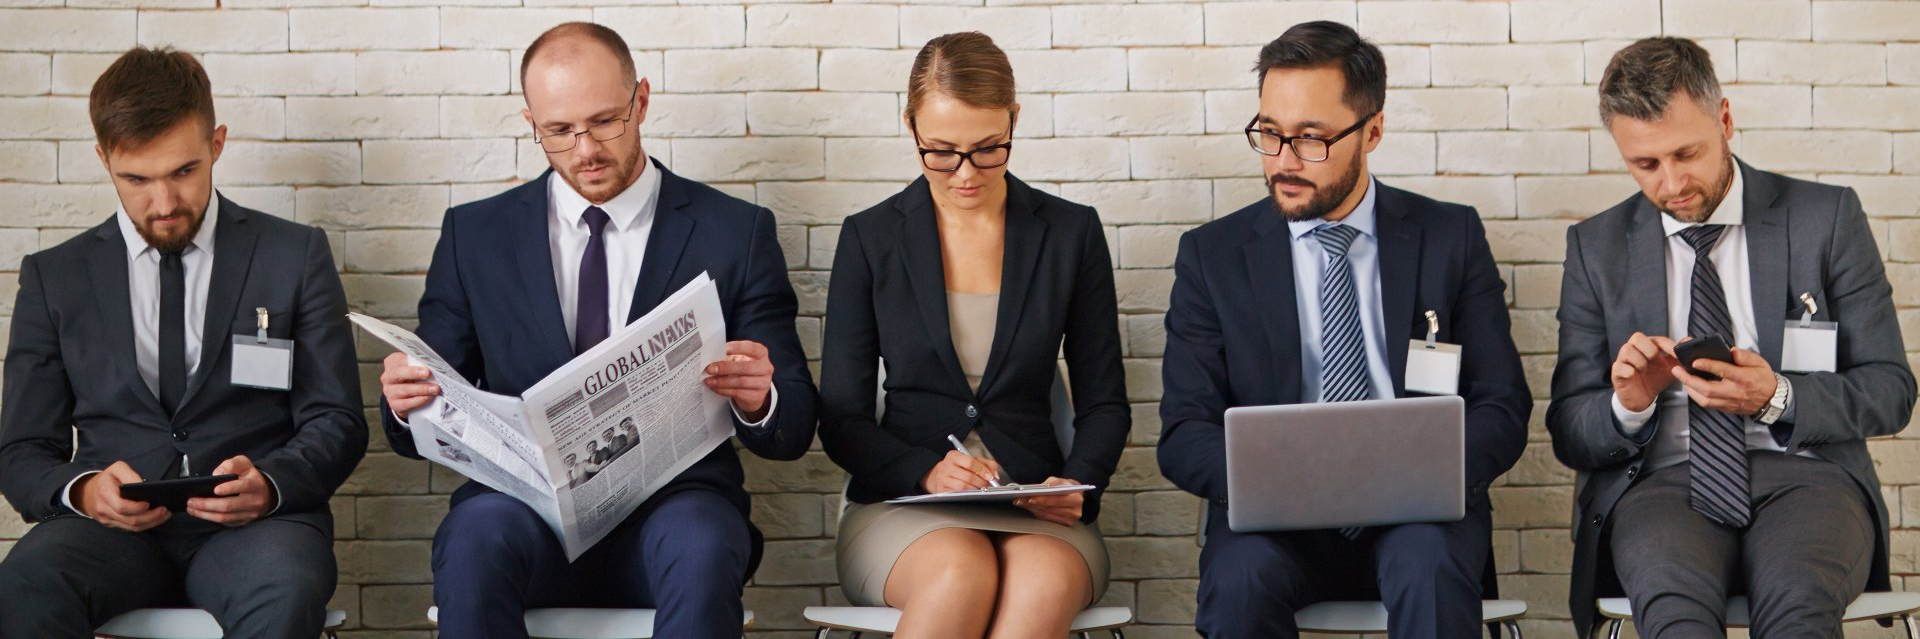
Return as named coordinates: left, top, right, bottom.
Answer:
left=1267, top=151, right=1365, bottom=223
left=559, top=137, right=646, bottom=204
left=1660, top=151, right=1736, bottom=224
left=133, top=205, right=207, bottom=253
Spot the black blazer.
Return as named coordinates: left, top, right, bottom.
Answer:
left=1158, top=183, right=1532, bottom=514
left=0, top=195, right=368, bottom=534
left=380, top=163, right=818, bottom=577
left=818, top=175, right=1130, bottom=522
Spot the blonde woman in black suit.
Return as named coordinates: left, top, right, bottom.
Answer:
left=817, top=32, right=1132, bottom=639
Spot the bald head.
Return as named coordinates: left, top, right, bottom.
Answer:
left=521, top=22, right=637, bottom=92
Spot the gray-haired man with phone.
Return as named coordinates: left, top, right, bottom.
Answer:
left=1547, top=37, right=1914, bottom=637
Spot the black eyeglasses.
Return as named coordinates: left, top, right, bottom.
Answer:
left=533, top=85, right=640, bottom=154
left=910, top=119, right=1014, bottom=172
left=1244, top=112, right=1376, bottom=162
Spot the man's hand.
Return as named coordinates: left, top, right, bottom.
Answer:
left=705, top=341, right=774, bottom=422
left=1672, top=346, right=1777, bottom=416
left=187, top=455, right=277, bottom=526
left=380, top=352, right=441, bottom=419
left=1612, top=332, right=1679, bottom=412
left=1014, top=476, right=1086, bottom=527
left=73, top=461, right=170, bottom=532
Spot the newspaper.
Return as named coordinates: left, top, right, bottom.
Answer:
left=349, top=273, right=734, bottom=560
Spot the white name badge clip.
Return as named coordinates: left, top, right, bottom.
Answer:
left=1781, top=292, right=1837, bottom=373
left=1405, top=310, right=1463, bottom=396
left=232, top=306, right=294, bottom=390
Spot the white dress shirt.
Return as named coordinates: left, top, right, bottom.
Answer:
left=545, top=161, right=775, bottom=427
left=1287, top=176, right=1396, bottom=402
left=1610, top=163, right=1803, bottom=470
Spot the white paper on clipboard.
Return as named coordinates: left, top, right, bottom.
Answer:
left=886, top=483, right=1096, bottom=504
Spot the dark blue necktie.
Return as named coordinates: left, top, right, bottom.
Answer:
left=1679, top=225, right=1751, bottom=528
left=574, top=207, right=611, bottom=355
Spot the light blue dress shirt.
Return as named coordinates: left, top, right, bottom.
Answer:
left=1287, top=176, right=1395, bottom=403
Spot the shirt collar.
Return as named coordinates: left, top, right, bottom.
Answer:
left=549, top=154, right=662, bottom=233
left=117, top=191, right=220, bottom=260
left=1287, top=175, right=1379, bottom=241
left=1661, top=157, right=1745, bottom=237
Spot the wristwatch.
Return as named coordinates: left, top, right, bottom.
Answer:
left=1753, top=373, right=1791, bottom=425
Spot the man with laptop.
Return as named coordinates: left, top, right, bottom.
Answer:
left=1548, top=37, right=1914, bottom=637
left=1157, top=22, right=1531, bottom=638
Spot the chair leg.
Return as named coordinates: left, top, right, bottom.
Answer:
left=813, top=628, right=830, bottom=639
left=1902, top=614, right=1916, bottom=639
left=1110, top=630, right=1124, bottom=639
left=1606, top=619, right=1623, bottom=639
left=1506, top=620, right=1522, bottom=639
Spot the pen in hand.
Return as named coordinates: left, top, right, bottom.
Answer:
left=947, top=434, right=1003, bottom=487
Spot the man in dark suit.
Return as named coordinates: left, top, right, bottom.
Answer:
left=376, top=23, right=817, bottom=638
left=1156, top=22, right=1532, bottom=638
left=0, top=47, right=366, bottom=638
left=1549, top=37, right=1914, bottom=637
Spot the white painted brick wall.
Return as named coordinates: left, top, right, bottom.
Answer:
left=4, top=3, right=1919, bottom=637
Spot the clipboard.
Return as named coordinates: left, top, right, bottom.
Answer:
left=885, top=483, right=1095, bottom=504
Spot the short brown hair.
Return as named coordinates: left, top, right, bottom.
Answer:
left=905, top=32, right=1016, bottom=122
left=1598, top=37, right=1722, bottom=125
left=89, top=47, right=215, bottom=155
left=1254, top=21, right=1386, bottom=117
left=522, top=22, right=637, bottom=89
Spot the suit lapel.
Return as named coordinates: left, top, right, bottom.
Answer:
left=1627, top=199, right=1670, bottom=335
left=180, top=196, right=257, bottom=408
left=896, top=178, right=974, bottom=395
left=1244, top=208, right=1304, bottom=405
left=509, top=172, right=576, bottom=360
left=86, top=217, right=165, bottom=415
left=1741, top=162, right=1789, bottom=365
left=1374, top=185, right=1420, bottom=397
left=629, top=161, right=694, bottom=321
left=974, top=177, right=1046, bottom=396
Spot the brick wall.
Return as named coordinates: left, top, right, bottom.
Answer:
left=1, top=1, right=1918, bottom=637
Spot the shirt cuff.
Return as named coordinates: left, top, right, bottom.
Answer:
left=60, top=471, right=99, bottom=519
left=391, top=406, right=410, bottom=427
left=1611, top=392, right=1657, bottom=436
left=732, top=385, right=778, bottom=430
left=259, top=470, right=284, bottom=516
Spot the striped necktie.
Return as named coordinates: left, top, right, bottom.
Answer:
left=1678, top=224, right=1752, bottom=528
left=1315, top=223, right=1371, bottom=540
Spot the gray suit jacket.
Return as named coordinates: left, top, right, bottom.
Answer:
left=0, top=195, right=367, bottom=535
left=1547, top=161, right=1915, bottom=635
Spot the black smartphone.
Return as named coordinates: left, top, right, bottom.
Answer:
left=119, top=474, right=239, bottom=511
left=1673, top=334, right=1736, bottom=381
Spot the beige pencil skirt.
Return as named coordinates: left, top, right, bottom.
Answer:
left=834, top=500, right=1110, bottom=607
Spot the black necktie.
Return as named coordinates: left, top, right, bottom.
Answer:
left=1678, top=225, right=1751, bottom=528
left=574, top=207, right=612, bottom=355
left=159, top=249, right=187, bottom=416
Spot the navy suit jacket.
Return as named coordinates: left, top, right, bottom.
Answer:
left=381, top=162, right=817, bottom=576
left=1158, top=182, right=1532, bottom=519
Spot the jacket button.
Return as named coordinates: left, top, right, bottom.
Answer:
left=171, top=429, right=188, bottom=442
left=1592, top=514, right=1604, bottom=527
left=965, top=405, right=978, bottom=419
left=1626, top=466, right=1639, bottom=479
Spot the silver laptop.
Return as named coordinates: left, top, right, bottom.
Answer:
left=1223, top=396, right=1465, bottom=533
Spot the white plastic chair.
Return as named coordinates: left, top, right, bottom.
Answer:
left=1594, top=592, right=1920, bottom=639
left=426, top=605, right=755, bottom=638
left=804, top=363, right=1134, bottom=638
left=94, top=608, right=347, bottom=639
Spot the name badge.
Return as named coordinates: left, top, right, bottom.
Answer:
left=1405, top=310, right=1463, bottom=396
left=1781, top=293, right=1837, bottom=373
left=232, top=307, right=293, bottom=391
